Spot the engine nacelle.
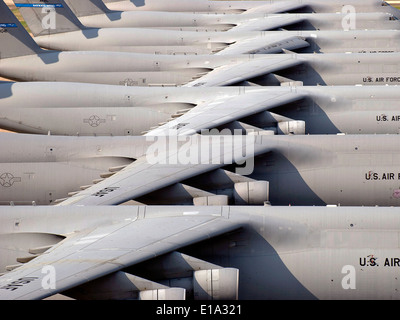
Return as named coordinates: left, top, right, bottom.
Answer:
left=233, top=181, right=269, bottom=205
left=164, top=268, right=239, bottom=300
left=193, top=195, right=229, bottom=206
left=62, top=271, right=185, bottom=300
left=193, top=268, right=239, bottom=300
left=139, top=288, right=186, bottom=300
left=277, top=120, right=305, bottom=135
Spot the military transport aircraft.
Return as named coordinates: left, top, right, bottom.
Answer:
left=11, top=0, right=400, bottom=54
left=3, top=4, right=400, bottom=87
left=0, top=132, right=142, bottom=205
left=7, top=0, right=307, bottom=55
left=102, top=0, right=399, bottom=17
left=1, top=204, right=400, bottom=300
left=2, top=132, right=400, bottom=207
left=64, top=0, right=400, bottom=31
left=0, top=1, right=307, bottom=84
left=2, top=0, right=400, bottom=301
left=3, top=82, right=400, bottom=136
left=34, top=133, right=400, bottom=208
left=5, top=31, right=400, bottom=86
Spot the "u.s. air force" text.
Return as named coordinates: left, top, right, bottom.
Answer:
left=364, top=76, right=400, bottom=83
left=376, top=114, right=400, bottom=122
left=365, top=171, right=400, bottom=180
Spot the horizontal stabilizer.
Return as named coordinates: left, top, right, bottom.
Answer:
left=0, top=0, right=43, bottom=58
left=13, top=0, right=86, bottom=36
left=64, top=0, right=114, bottom=17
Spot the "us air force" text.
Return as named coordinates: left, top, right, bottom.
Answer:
left=365, top=171, right=400, bottom=181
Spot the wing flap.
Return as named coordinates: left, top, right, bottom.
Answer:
left=0, top=209, right=241, bottom=300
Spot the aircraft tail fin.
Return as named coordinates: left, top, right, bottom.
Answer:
left=0, top=0, right=43, bottom=59
left=65, top=0, right=114, bottom=17
left=13, top=0, right=87, bottom=37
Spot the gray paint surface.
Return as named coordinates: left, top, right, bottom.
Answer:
left=1, top=205, right=400, bottom=299
left=3, top=83, right=400, bottom=136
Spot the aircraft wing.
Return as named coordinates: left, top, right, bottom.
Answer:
left=185, top=56, right=303, bottom=87
left=147, top=89, right=306, bottom=135
left=0, top=207, right=241, bottom=300
left=56, top=134, right=268, bottom=206
left=217, top=34, right=310, bottom=55
left=229, top=15, right=306, bottom=32
left=242, top=1, right=308, bottom=15
left=55, top=90, right=303, bottom=206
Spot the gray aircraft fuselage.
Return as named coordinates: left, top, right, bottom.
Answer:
left=32, top=29, right=400, bottom=55
left=2, top=83, right=400, bottom=136
left=140, top=134, right=400, bottom=208
left=103, top=0, right=289, bottom=13
left=76, top=11, right=399, bottom=31
left=2, top=205, right=400, bottom=299
left=102, top=0, right=392, bottom=15
left=239, top=134, right=400, bottom=207
left=2, top=52, right=400, bottom=87
left=2, top=133, right=400, bottom=208
left=0, top=133, right=151, bottom=205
